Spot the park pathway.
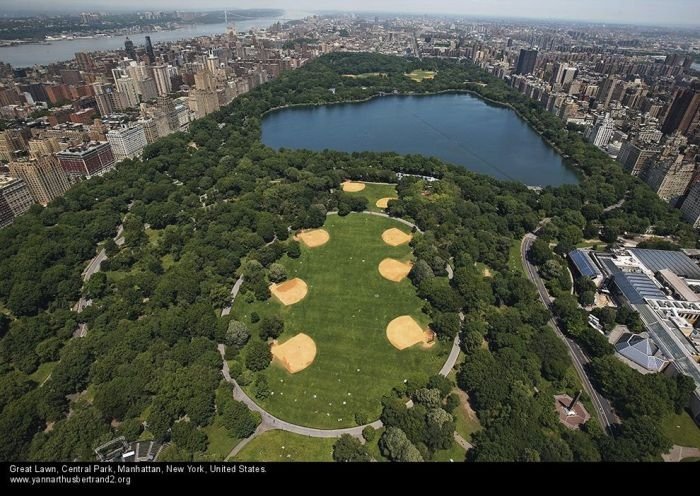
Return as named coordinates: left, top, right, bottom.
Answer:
left=662, top=445, right=700, bottom=462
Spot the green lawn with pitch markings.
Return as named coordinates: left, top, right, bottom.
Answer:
left=232, top=213, right=446, bottom=428
left=342, top=182, right=399, bottom=213
left=233, top=430, right=334, bottom=462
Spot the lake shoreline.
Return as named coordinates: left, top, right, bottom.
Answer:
left=261, top=89, right=579, bottom=186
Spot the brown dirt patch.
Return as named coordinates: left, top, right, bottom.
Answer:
left=378, top=258, right=413, bottom=282
left=482, top=267, right=493, bottom=278
left=386, top=316, right=435, bottom=351
left=382, top=228, right=413, bottom=246
left=376, top=197, right=398, bottom=209
left=270, top=278, right=308, bottom=306
left=341, top=181, right=366, bottom=192
left=271, top=333, right=317, bottom=373
left=294, top=229, right=330, bottom=248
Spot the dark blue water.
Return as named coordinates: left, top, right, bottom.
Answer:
left=262, top=93, right=578, bottom=186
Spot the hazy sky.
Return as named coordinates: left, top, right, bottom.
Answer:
left=3, top=0, right=699, bottom=26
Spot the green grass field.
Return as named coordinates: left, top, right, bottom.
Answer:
left=406, top=70, right=436, bottom=82
left=29, top=361, right=58, bottom=385
left=508, top=238, right=526, bottom=276
left=233, top=430, right=334, bottom=462
left=342, top=73, right=388, bottom=79
left=202, top=419, right=240, bottom=460
left=233, top=213, right=446, bottom=428
left=662, top=409, right=700, bottom=450
left=453, top=389, right=481, bottom=442
left=343, top=182, right=398, bottom=213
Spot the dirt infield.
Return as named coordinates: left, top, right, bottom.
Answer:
left=378, top=258, right=413, bottom=282
left=341, top=181, right=366, bottom=192
left=376, top=197, right=398, bottom=209
left=386, top=316, right=435, bottom=350
left=295, top=229, right=330, bottom=248
left=271, top=333, right=317, bottom=373
left=270, top=278, right=308, bottom=306
left=382, top=228, right=413, bottom=246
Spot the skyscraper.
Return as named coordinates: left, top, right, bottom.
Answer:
left=124, top=37, right=136, bottom=59
left=8, top=156, right=71, bottom=206
left=152, top=65, right=172, bottom=96
left=662, top=87, right=700, bottom=136
left=145, top=36, right=155, bottom=64
left=515, top=49, right=538, bottom=75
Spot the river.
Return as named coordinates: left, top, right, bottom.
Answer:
left=0, top=10, right=313, bottom=68
left=262, top=93, right=579, bottom=186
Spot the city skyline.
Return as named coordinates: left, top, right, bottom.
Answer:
left=2, top=0, right=700, bottom=27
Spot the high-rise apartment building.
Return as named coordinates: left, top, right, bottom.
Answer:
left=115, top=77, right=140, bottom=108
left=617, top=141, right=659, bottom=176
left=8, top=156, right=71, bottom=205
left=515, top=49, right=538, bottom=75
left=93, top=83, right=124, bottom=116
left=0, top=129, right=30, bottom=162
left=587, top=113, right=615, bottom=149
left=57, top=141, right=115, bottom=179
left=152, top=65, right=172, bottom=96
left=644, top=158, right=697, bottom=206
left=0, top=176, right=34, bottom=229
left=662, top=87, right=700, bottom=136
left=681, top=181, right=700, bottom=228
left=106, top=125, right=148, bottom=161
left=28, top=137, right=62, bottom=159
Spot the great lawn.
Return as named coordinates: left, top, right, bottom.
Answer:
left=232, top=213, right=447, bottom=428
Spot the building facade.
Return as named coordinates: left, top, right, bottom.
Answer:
left=8, top=156, right=71, bottom=205
left=56, top=141, right=115, bottom=179
left=0, top=176, right=34, bottom=229
left=106, top=125, right=148, bottom=161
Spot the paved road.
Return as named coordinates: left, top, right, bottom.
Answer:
left=662, top=445, right=700, bottom=462
left=221, top=276, right=244, bottom=317
left=453, top=432, right=473, bottom=452
left=521, top=234, right=617, bottom=433
left=440, top=336, right=461, bottom=377
left=603, top=198, right=625, bottom=213
left=71, top=225, right=125, bottom=338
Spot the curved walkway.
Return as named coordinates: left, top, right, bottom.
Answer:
left=327, top=210, right=423, bottom=234
left=218, top=344, right=383, bottom=440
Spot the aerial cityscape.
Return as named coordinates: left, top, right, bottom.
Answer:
left=1, top=0, right=700, bottom=481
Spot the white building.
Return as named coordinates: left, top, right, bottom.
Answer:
left=587, top=113, right=615, bottom=149
left=106, top=124, right=147, bottom=162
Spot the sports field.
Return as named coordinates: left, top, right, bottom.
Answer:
left=341, top=182, right=398, bottom=213
left=406, top=70, right=436, bottom=82
left=232, top=213, right=445, bottom=428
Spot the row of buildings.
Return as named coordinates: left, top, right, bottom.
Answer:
left=0, top=20, right=323, bottom=228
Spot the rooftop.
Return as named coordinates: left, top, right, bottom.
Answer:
left=615, top=332, right=668, bottom=372
left=612, top=271, right=667, bottom=305
left=569, top=249, right=602, bottom=278
left=630, top=248, right=700, bottom=279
